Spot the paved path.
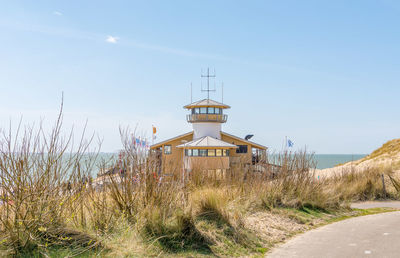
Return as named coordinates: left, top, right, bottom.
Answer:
left=351, top=201, right=400, bottom=209
left=267, top=202, right=400, bottom=258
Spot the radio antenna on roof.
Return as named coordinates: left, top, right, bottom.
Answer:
left=201, top=67, right=216, bottom=100
left=190, top=82, right=193, bottom=103
left=222, top=82, right=224, bottom=104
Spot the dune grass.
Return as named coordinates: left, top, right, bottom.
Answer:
left=360, top=138, right=400, bottom=162
left=1, top=109, right=400, bottom=257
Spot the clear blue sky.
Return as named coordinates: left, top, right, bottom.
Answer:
left=1, top=0, right=399, bottom=153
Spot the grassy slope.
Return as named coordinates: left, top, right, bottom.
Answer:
left=23, top=207, right=397, bottom=258
left=361, top=139, right=400, bottom=162
left=335, top=138, right=400, bottom=168
left=2, top=111, right=399, bottom=257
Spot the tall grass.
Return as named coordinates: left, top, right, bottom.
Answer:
left=0, top=108, right=398, bottom=256
left=0, top=102, right=101, bottom=256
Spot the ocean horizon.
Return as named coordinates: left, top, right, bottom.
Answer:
left=312, top=154, right=366, bottom=169
left=95, top=152, right=366, bottom=171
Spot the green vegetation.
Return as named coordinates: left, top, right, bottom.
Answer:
left=1, top=108, right=400, bottom=257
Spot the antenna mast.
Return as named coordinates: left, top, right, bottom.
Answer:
left=201, top=68, right=216, bottom=100
left=222, top=82, right=224, bottom=104
left=190, top=82, right=193, bottom=103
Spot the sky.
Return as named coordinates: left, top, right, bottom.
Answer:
left=0, top=0, right=399, bottom=154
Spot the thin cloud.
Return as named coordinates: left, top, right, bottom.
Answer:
left=53, top=11, right=63, bottom=16
left=2, top=22, right=221, bottom=59
left=121, top=39, right=219, bottom=59
left=106, top=35, right=119, bottom=44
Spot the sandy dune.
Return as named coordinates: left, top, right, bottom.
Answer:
left=315, top=139, right=400, bottom=178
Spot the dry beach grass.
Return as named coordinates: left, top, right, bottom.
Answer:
left=1, top=107, right=400, bottom=257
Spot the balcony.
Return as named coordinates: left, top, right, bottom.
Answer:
left=187, top=114, right=228, bottom=123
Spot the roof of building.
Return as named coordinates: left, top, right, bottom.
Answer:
left=184, top=99, right=231, bottom=109
left=150, top=131, right=268, bottom=150
left=150, top=131, right=194, bottom=149
left=221, top=131, right=267, bottom=150
left=176, top=136, right=237, bottom=149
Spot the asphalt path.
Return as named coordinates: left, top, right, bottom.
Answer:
left=267, top=202, right=400, bottom=258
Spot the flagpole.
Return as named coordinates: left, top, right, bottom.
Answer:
left=285, top=136, right=288, bottom=152
left=152, top=125, right=154, bottom=145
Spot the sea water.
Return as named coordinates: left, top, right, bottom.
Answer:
left=313, top=154, right=366, bottom=169
left=93, top=153, right=367, bottom=171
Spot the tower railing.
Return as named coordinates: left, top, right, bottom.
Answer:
left=186, top=114, right=228, bottom=123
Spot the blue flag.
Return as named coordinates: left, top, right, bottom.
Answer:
left=287, top=139, right=294, bottom=147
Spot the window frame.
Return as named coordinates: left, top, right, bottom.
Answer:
left=236, top=145, right=248, bottom=154
left=199, top=149, right=207, bottom=157
left=164, top=145, right=172, bottom=155
left=185, top=149, right=231, bottom=157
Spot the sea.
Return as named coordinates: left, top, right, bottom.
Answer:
left=94, top=153, right=367, bottom=171
left=312, top=154, right=366, bottom=169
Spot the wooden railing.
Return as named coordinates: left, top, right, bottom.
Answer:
left=186, top=114, right=228, bottom=123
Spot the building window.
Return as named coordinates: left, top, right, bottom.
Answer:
left=215, top=108, right=220, bottom=114
left=236, top=145, right=248, bottom=154
left=185, top=149, right=230, bottom=157
left=200, top=107, right=207, bottom=114
left=164, top=145, right=172, bottom=154
left=208, top=107, right=215, bottom=114
left=199, top=149, right=207, bottom=157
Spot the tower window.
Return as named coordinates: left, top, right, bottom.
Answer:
left=236, top=145, right=248, bottom=154
left=216, top=149, right=222, bottom=156
left=164, top=145, right=172, bottom=154
left=199, top=149, right=207, bottom=156
left=208, top=107, right=215, bottom=114
left=200, top=107, right=207, bottom=114
left=208, top=149, right=216, bottom=156
left=192, top=149, right=199, bottom=156
left=215, top=108, right=220, bottom=114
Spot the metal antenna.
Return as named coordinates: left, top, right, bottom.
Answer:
left=222, top=82, right=224, bottom=104
left=190, top=82, right=193, bottom=103
left=201, top=67, right=216, bottom=100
